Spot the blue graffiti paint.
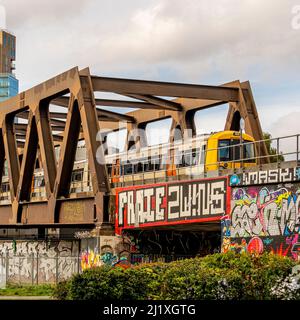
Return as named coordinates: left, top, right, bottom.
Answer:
left=101, top=252, right=118, bottom=265
left=230, top=174, right=241, bottom=186
left=263, top=238, right=273, bottom=245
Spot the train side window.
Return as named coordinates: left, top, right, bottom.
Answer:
left=144, top=159, right=151, bottom=172
left=1, top=182, right=9, bottom=193
left=107, top=164, right=112, bottom=176
left=200, top=145, right=206, bottom=165
left=124, top=163, right=133, bottom=175
left=160, top=154, right=167, bottom=170
left=149, top=157, right=159, bottom=171
left=72, top=169, right=84, bottom=182
left=183, top=149, right=199, bottom=166
left=154, top=158, right=159, bottom=171
left=133, top=162, right=142, bottom=174
left=192, top=148, right=200, bottom=165
left=174, top=149, right=183, bottom=167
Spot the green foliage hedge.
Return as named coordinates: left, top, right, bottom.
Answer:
left=53, top=252, right=300, bottom=300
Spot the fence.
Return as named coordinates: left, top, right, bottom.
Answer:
left=0, top=252, right=81, bottom=286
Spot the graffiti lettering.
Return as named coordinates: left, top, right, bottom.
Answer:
left=117, top=178, right=226, bottom=228
left=223, top=184, right=300, bottom=260
left=229, top=168, right=300, bottom=186
left=231, top=187, right=300, bottom=238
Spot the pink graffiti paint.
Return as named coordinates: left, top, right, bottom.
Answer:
left=286, top=234, right=299, bottom=260
left=247, top=237, right=264, bottom=254
left=247, top=187, right=258, bottom=199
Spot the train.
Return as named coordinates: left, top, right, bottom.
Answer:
left=0, top=130, right=256, bottom=203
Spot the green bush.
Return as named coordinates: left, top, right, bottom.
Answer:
left=52, top=280, right=71, bottom=300
left=54, top=252, right=299, bottom=300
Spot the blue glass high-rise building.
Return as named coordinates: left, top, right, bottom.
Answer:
left=0, top=30, right=18, bottom=102
left=0, top=73, right=18, bottom=101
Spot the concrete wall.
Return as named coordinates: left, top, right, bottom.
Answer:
left=0, top=240, right=80, bottom=284
left=0, top=235, right=131, bottom=284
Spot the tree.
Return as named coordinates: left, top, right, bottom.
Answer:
left=263, top=132, right=284, bottom=163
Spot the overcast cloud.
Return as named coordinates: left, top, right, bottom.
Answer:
left=1, top=0, right=300, bottom=141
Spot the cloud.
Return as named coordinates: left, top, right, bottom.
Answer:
left=1, top=0, right=300, bottom=141
left=1, top=0, right=92, bottom=28
left=5, top=0, right=300, bottom=86
left=95, top=0, right=300, bottom=82
left=266, top=111, right=300, bottom=161
left=267, top=111, right=300, bottom=137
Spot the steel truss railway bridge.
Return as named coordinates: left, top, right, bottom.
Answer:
left=0, top=66, right=279, bottom=235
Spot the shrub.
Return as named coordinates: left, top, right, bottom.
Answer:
left=270, top=266, right=300, bottom=300
left=54, top=252, right=299, bottom=300
left=52, top=280, right=71, bottom=300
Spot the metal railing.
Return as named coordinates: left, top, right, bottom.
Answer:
left=1, top=133, right=300, bottom=198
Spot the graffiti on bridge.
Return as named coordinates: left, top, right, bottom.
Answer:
left=222, top=184, right=300, bottom=260
left=125, top=229, right=221, bottom=257
left=229, top=167, right=300, bottom=186
left=116, top=178, right=227, bottom=232
left=80, top=249, right=101, bottom=270
left=80, top=237, right=131, bottom=270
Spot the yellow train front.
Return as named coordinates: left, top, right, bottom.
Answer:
left=205, top=131, right=256, bottom=171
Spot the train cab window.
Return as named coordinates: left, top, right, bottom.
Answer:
left=231, top=140, right=241, bottom=161
left=218, top=139, right=255, bottom=162
left=243, top=141, right=256, bottom=162
left=231, top=139, right=255, bottom=162
left=218, top=140, right=230, bottom=161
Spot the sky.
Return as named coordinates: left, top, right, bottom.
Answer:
left=1, top=0, right=300, bottom=150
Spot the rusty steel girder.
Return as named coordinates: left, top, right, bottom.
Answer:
left=0, top=66, right=267, bottom=227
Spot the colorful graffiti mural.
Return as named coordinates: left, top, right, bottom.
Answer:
left=80, top=236, right=132, bottom=270
left=80, top=249, right=102, bottom=270
left=222, top=184, right=300, bottom=260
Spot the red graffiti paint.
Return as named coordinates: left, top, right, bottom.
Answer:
left=247, top=237, right=264, bottom=254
